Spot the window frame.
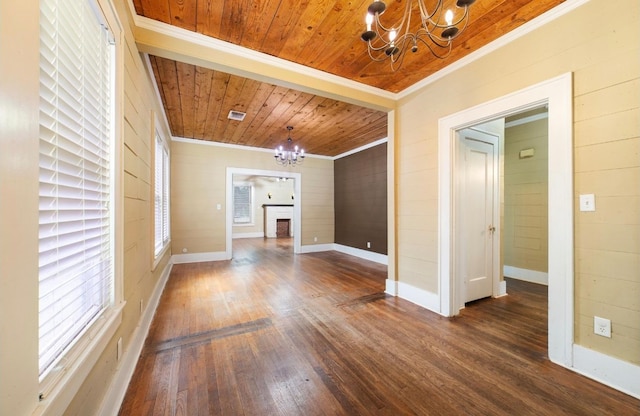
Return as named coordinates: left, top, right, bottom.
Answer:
left=233, top=182, right=254, bottom=226
left=153, top=121, right=171, bottom=264
left=36, top=0, right=124, bottom=412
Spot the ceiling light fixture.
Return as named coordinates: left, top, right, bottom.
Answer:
left=361, top=0, right=475, bottom=71
left=274, top=126, right=305, bottom=166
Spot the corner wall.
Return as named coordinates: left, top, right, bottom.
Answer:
left=396, top=0, right=639, bottom=367
left=504, top=118, right=549, bottom=277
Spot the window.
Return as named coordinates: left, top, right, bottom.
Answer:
left=154, top=132, right=170, bottom=256
left=39, top=0, right=115, bottom=379
left=233, top=183, right=253, bottom=224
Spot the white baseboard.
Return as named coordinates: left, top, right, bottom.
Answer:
left=97, top=259, right=173, bottom=416
left=171, top=251, right=228, bottom=264
left=385, top=279, right=397, bottom=295
left=393, top=280, right=440, bottom=314
left=299, top=243, right=334, bottom=253
left=232, top=232, right=264, bottom=239
left=496, top=280, right=507, bottom=297
left=333, top=244, right=388, bottom=265
left=572, top=345, right=640, bottom=400
left=503, top=265, right=548, bottom=285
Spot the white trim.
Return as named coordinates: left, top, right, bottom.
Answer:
left=334, top=137, right=388, bottom=160
left=227, top=168, right=302, bottom=257
left=299, top=243, right=334, bottom=254
left=438, top=73, right=574, bottom=368
left=504, top=112, right=548, bottom=129
left=395, top=281, right=440, bottom=313
left=385, top=279, right=398, bottom=296
left=497, top=280, right=507, bottom=297
left=333, top=244, right=388, bottom=265
left=573, top=345, right=640, bottom=400
left=232, top=232, right=264, bottom=239
left=96, top=260, right=172, bottom=416
left=398, top=0, right=589, bottom=98
left=35, top=305, right=124, bottom=416
left=504, top=265, right=549, bottom=286
left=172, top=251, right=228, bottom=264
left=171, top=136, right=334, bottom=161
left=132, top=17, right=394, bottom=113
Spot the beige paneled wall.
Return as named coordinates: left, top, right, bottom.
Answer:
left=504, top=119, right=549, bottom=273
left=172, top=140, right=334, bottom=254
left=397, top=0, right=639, bottom=364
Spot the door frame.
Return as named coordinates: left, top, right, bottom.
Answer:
left=455, top=129, right=500, bottom=307
left=226, top=167, right=302, bottom=258
left=437, top=73, right=574, bottom=367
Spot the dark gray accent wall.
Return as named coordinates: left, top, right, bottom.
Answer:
left=334, top=142, right=387, bottom=255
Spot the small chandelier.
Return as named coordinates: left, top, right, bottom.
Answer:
left=361, top=0, right=475, bottom=71
left=274, top=126, right=305, bottom=166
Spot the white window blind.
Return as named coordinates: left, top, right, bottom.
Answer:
left=233, top=184, right=253, bottom=224
left=39, top=0, right=115, bottom=378
left=154, top=133, right=170, bottom=256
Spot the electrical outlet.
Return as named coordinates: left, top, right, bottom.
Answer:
left=117, top=337, right=123, bottom=361
left=594, top=316, right=611, bottom=338
left=140, top=299, right=144, bottom=315
left=367, top=241, right=371, bottom=248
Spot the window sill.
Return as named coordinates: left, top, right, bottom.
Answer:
left=34, top=302, right=125, bottom=416
left=153, top=241, right=171, bottom=271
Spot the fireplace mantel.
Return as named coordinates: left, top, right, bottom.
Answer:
left=262, top=204, right=294, bottom=238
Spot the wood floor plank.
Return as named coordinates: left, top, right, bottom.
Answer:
left=119, top=237, right=640, bottom=415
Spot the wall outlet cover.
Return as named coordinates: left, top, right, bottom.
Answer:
left=594, top=316, right=611, bottom=338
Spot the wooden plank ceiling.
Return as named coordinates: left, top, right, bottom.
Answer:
left=135, top=0, right=564, bottom=156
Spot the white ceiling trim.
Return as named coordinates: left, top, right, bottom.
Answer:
left=334, top=138, right=388, bottom=160
left=132, top=14, right=396, bottom=111
left=171, top=136, right=386, bottom=161
left=171, top=136, right=334, bottom=160
left=397, top=0, right=590, bottom=98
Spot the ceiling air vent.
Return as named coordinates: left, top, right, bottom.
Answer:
left=228, top=110, right=246, bottom=121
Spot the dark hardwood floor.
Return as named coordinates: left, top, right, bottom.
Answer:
left=119, top=238, right=640, bottom=415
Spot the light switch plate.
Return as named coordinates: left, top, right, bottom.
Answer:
left=579, top=194, right=595, bottom=212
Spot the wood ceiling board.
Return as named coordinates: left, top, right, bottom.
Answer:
left=133, top=0, right=564, bottom=93
left=150, top=55, right=387, bottom=156
left=134, top=0, right=566, bottom=155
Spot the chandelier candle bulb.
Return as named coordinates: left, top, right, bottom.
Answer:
left=360, top=0, right=475, bottom=71
left=445, top=9, right=453, bottom=25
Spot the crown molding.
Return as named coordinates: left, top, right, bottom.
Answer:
left=397, top=0, right=590, bottom=98
left=334, top=138, right=388, bottom=160
left=171, top=136, right=333, bottom=160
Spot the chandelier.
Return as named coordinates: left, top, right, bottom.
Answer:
left=274, top=126, right=305, bottom=166
left=360, top=0, right=475, bottom=71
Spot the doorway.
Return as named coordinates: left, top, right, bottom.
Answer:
left=226, top=167, right=302, bottom=259
left=438, top=73, right=574, bottom=367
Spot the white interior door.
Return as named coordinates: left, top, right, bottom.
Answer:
left=457, top=129, right=498, bottom=304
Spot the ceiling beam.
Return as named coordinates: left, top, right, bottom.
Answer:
left=134, top=16, right=396, bottom=113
